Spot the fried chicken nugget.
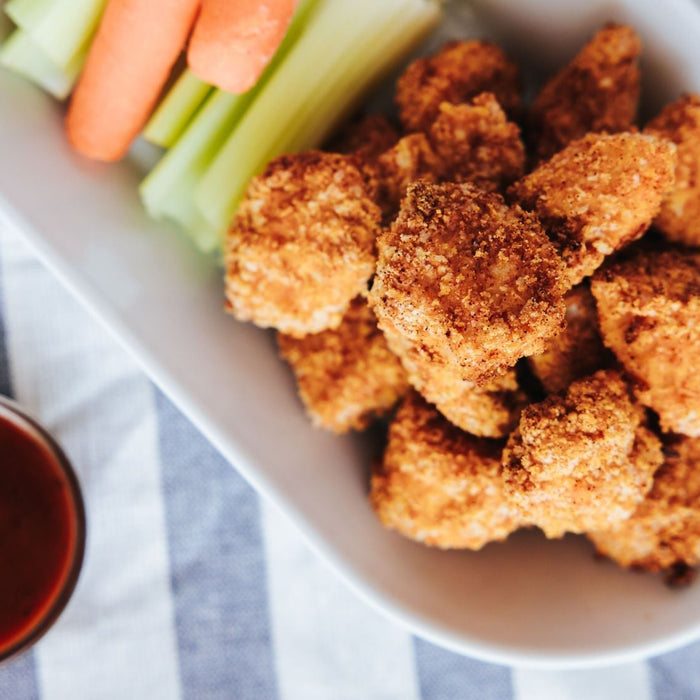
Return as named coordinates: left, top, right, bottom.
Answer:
left=369, top=182, right=566, bottom=386
left=529, top=23, right=641, bottom=162
left=277, top=297, right=409, bottom=433
left=428, top=94, right=525, bottom=191
left=370, top=391, right=521, bottom=549
left=591, top=247, right=700, bottom=436
left=645, top=94, right=700, bottom=247
left=588, top=435, right=700, bottom=581
left=224, top=151, right=381, bottom=337
left=395, top=40, right=521, bottom=133
left=502, top=370, right=663, bottom=539
left=528, top=284, right=613, bottom=394
left=331, top=113, right=400, bottom=158
left=510, top=132, right=677, bottom=286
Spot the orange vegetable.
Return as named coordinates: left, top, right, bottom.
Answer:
left=187, top=0, right=298, bottom=95
left=66, top=0, right=201, bottom=162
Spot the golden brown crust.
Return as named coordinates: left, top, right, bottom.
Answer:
left=224, top=151, right=381, bottom=337
left=529, top=24, right=641, bottom=162
left=510, top=132, right=677, bottom=286
left=278, top=297, right=409, bottom=433
left=645, top=94, right=700, bottom=247
left=331, top=113, right=400, bottom=159
left=588, top=435, right=700, bottom=575
left=528, top=284, right=612, bottom=394
left=370, top=391, right=521, bottom=549
left=375, top=133, right=440, bottom=220
left=502, top=370, right=663, bottom=538
left=427, top=94, right=525, bottom=191
left=369, top=182, right=566, bottom=387
left=395, top=40, right=521, bottom=133
left=591, top=247, right=700, bottom=436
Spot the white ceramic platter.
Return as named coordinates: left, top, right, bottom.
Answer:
left=2, top=0, right=700, bottom=670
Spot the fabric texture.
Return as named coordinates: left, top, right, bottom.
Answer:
left=0, top=220, right=698, bottom=700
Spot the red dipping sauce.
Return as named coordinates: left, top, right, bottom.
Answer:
left=0, top=398, right=85, bottom=661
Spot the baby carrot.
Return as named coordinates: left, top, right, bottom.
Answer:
left=187, top=0, right=298, bottom=95
left=66, top=0, right=201, bottom=161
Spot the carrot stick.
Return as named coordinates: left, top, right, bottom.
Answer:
left=187, top=0, right=298, bottom=95
left=66, top=0, right=201, bottom=161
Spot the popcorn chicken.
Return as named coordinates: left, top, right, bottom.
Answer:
left=502, top=370, right=663, bottom=538
left=529, top=23, right=641, bottom=162
left=278, top=297, right=408, bottom=433
left=369, top=182, right=566, bottom=388
left=395, top=40, right=521, bottom=133
left=592, top=247, right=700, bottom=436
left=370, top=391, right=520, bottom=549
left=589, top=435, right=700, bottom=583
left=224, top=151, right=381, bottom=337
left=510, top=132, right=676, bottom=285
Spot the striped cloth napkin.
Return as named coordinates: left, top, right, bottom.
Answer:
left=0, top=220, right=698, bottom=700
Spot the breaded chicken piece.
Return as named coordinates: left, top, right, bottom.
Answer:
left=396, top=339, right=528, bottom=436
left=591, top=248, right=700, bottom=436
left=502, top=370, right=663, bottom=539
left=529, top=24, right=641, bottom=162
left=224, top=151, right=381, bottom=337
left=589, top=435, right=700, bottom=582
left=528, top=284, right=612, bottom=394
left=427, top=94, right=525, bottom=191
left=277, top=297, right=409, bottom=433
left=645, top=94, right=700, bottom=247
left=375, top=133, right=440, bottom=219
left=395, top=40, right=521, bottom=133
left=369, top=182, right=566, bottom=387
left=370, top=391, right=521, bottom=549
left=510, top=132, right=676, bottom=286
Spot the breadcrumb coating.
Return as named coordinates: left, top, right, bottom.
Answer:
left=395, top=40, right=521, bottom=133
left=529, top=23, right=641, bottom=162
left=370, top=391, right=521, bottom=549
left=502, top=370, right=663, bottom=538
left=277, top=297, right=409, bottom=433
left=645, top=94, right=700, bottom=247
left=395, top=336, right=528, bottom=436
left=589, top=435, right=700, bottom=579
left=369, top=182, right=566, bottom=387
left=591, top=247, right=700, bottom=436
left=375, top=133, right=440, bottom=220
left=528, top=285, right=612, bottom=394
left=224, top=151, right=381, bottom=337
left=510, top=132, right=677, bottom=286
left=428, top=94, right=525, bottom=191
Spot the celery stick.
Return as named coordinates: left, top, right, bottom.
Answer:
left=194, top=0, right=442, bottom=242
left=140, top=0, right=318, bottom=252
left=6, top=0, right=106, bottom=72
left=0, top=28, right=84, bottom=99
left=143, top=71, right=213, bottom=148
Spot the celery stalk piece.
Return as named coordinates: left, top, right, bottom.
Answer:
left=143, top=71, right=213, bottom=148
left=139, top=0, right=318, bottom=252
left=194, top=0, right=442, bottom=242
left=5, top=0, right=107, bottom=72
left=0, top=28, right=84, bottom=99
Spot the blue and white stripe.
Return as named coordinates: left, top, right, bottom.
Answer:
left=0, top=219, right=699, bottom=699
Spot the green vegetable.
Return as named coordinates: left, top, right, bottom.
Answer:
left=143, top=70, right=213, bottom=148
left=139, top=0, right=318, bottom=252
left=0, top=28, right=84, bottom=99
left=193, top=0, right=441, bottom=246
left=1, top=0, right=106, bottom=96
